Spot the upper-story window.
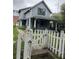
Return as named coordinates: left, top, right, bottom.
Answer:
left=38, top=8, right=46, bottom=16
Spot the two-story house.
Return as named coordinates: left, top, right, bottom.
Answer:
left=18, top=1, right=56, bottom=30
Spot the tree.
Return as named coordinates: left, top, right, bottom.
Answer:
left=60, top=3, right=65, bottom=31
left=60, top=3, right=65, bottom=22
left=51, top=3, right=65, bottom=32
left=51, top=3, right=65, bottom=22
left=52, top=13, right=62, bottom=21
left=61, top=3, right=65, bottom=15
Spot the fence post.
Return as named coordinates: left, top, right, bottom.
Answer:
left=50, top=30, right=53, bottom=50
left=43, top=29, right=48, bottom=48
left=55, top=32, right=59, bottom=54
left=58, top=31, right=64, bottom=57
left=52, top=31, right=55, bottom=52
left=48, top=30, right=50, bottom=49
left=16, top=33, right=22, bottom=59
left=23, top=29, right=32, bottom=59
left=62, top=32, right=65, bottom=59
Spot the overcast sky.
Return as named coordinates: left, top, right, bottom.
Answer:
left=13, top=0, right=65, bottom=13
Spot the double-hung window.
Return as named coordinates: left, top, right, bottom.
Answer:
left=38, top=8, right=46, bottom=16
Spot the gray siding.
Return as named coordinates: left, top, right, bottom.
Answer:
left=25, top=10, right=32, bottom=19
left=31, top=3, right=51, bottom=17
left=19, top=9, right=30, bottom=19
left=19, top=2, right=51, bottom=19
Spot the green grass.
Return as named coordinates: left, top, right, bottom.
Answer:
left=13, top=25, right=18, bottom=59
left=18, top=26, right=26, bottom=30
left=13, top=43, right=17, bottom=59
left=13, top=25, right=25, bottom=59
left=13, top=25, right=19, bottom=41
left=13, top=41, right=24, bottom=59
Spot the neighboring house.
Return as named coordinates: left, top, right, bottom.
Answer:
left=18, top=1, right=56, bottom=30
left=13, top=10, right=19, bottom=25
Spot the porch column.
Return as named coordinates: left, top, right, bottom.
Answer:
left=26, top=19, right=29, bottom=28
left=28, top=18, right=31, bottom=28
left=55, top=23, right=57, bottom=31
left=19, top=20, right=22, bottom=27
left=34, top=19, right=36, bottom=28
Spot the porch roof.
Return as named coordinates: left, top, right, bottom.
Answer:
left=32, top=16, right=54, bottom=20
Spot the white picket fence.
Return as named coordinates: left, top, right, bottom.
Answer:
left=32, top=29, right=65, bottom=58
left=32, top=30, right=48, bottom=49
left=16, top=29, right=65, bottom=59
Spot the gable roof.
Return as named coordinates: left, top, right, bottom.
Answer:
left=31, top=1, right=52, bottom=13
left=18, top=7, right=32, bottom=13
left=19, top=1, right=52, bottom=14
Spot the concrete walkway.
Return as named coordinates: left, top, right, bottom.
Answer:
left=32, top=49, right=49, bottom=56
left=32, top=48, right=58, bottom=59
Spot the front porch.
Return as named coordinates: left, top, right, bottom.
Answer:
left=19, top=16, right=56, bottom=30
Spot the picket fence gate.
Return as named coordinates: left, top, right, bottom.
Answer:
left=32, top=29, right=65, bottom=58
left=16, top=29, right=65, bottom=59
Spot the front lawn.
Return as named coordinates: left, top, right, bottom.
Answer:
left=13, top=25, right=19, bottom=41
left=13, top=25, right=19, bottom=59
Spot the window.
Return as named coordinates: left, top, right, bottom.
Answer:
left=38, top=8, right=46, bottom=15
left=22, top=20, right=26, bottom=26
